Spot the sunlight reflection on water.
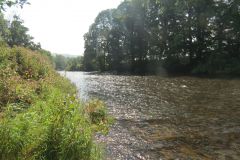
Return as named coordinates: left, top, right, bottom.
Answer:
left=60, top=71, right=240, bottom=160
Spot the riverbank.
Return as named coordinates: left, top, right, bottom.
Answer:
left=0, top=46, right=109, bottom=159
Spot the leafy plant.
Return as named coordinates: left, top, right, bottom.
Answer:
left=0, top=46, right=110, bottom=160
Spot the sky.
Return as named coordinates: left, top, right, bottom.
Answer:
left=6, top=0, right=123, bottom=56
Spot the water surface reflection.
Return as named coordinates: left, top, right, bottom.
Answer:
left=61, top=72, right=240, bottom=160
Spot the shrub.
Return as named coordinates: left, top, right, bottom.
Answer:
left=85, top=100, right=107, bottom=125
left=12, top=47, right=52, bottom=80
left=0, top=46, right=54, bottom=108
left=85, top=100, right=113, bottom=134
left=0, top=90, right=104, bottom=160
left=0, top=45, right=110, bottom=159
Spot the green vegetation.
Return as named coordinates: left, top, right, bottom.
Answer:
left=83, top=0, right=240, bottom=75
left=0, top=1, right=111, bottom=159
left=0, top=0, right=28, bottom=10
left=0, top=14, right=40, bottom=50
left=1, top=0, right=239, bottom=157
left=54, top=55, right=84, bottom=71
left=0, top=45, right=110, bottom=160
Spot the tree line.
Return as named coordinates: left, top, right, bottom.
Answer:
left=83, top=0, right=240, bottom=75
left=54, top=55, right=84, bottom=71
left=1, top=3, right=82, bottom=71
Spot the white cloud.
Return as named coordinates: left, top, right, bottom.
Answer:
left=6, top=0, right=123, bottom=55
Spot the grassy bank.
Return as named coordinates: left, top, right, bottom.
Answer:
left=0, top=45, right=110, bottom=160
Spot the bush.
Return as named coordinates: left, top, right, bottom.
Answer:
left=12, top=47, right=51, bottom=80
left=192, top=54, right=240, bottom=75
left=0, top=90, right=104, bottom=160
left=85, top=100, right=107, bottom=124
left=0, top=46, right=50, bottom=109
left=0, top=46, right=110, bottom=159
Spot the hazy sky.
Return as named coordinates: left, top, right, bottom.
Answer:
left=6, top=0, right=123, bottom=55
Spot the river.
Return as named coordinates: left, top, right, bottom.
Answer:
left=60, top=71, right=240, bottom=160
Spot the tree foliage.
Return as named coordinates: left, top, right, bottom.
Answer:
left=83, top=0, right=240, bottom=75
left=0, top=0, right=28, bottom=11
left=0, top=14, right=41, bottom=50
left=54, top=55, right=84, bottom=71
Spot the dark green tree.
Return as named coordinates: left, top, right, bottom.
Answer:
left=83, top=0, right=240, bottom=75
left=8, top=15, right=33, bottom=47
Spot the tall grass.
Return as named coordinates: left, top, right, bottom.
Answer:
left=0, top=45, right=110, bottom=160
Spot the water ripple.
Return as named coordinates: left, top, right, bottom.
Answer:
left=61, top=72, right=240, bottom=160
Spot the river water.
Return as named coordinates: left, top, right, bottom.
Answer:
left=60, top=71, right=240, bottom=160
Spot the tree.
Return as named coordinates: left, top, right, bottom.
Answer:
left=83, top=31, right=98, bottom=71
left=0, top=14, right=41, bottom=50
left=8, top=15, right=32, bottom=47
left=0, top=0, right=28, bottom=11
left=54, top=55, right=67, bottom=71
left=0, top=0, right=41, bottom=50
left=83, top=0, right=240, bottom=75
left=0, top=12, right=9, bottom=42
left=66, top=56, right=84, bottom=71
